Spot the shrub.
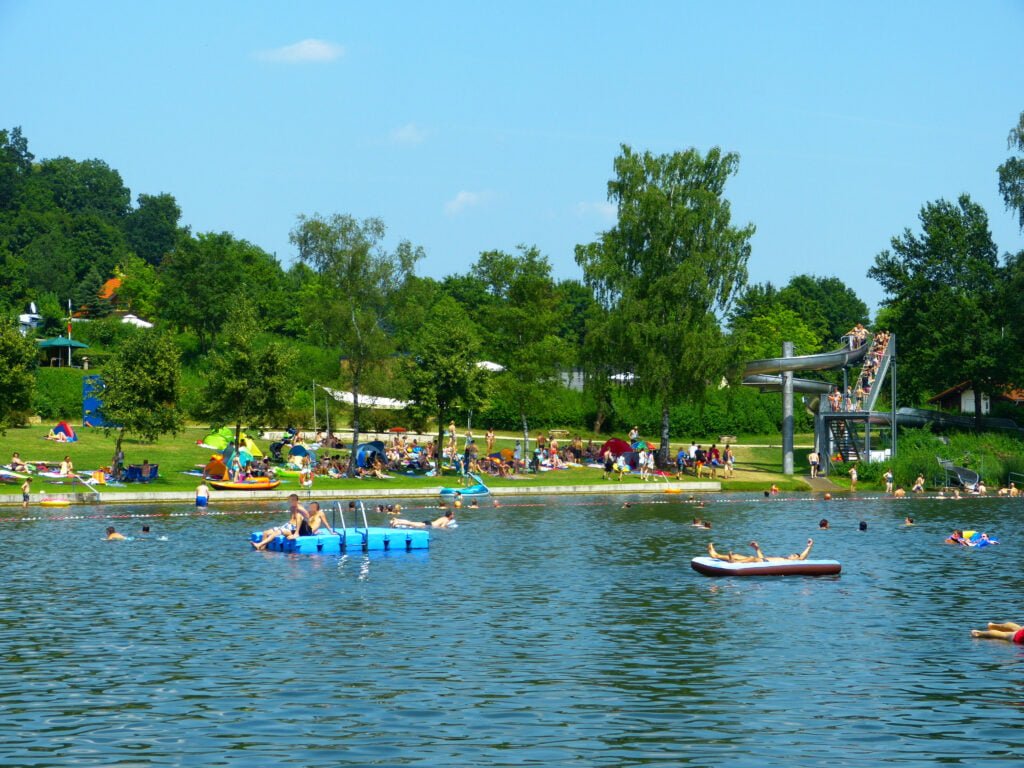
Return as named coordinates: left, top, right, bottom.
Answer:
left=34, top=368, right=87, bottom=421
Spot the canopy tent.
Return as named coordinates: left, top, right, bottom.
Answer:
left=221, top=444, right=254, bottom=468
left=37, top=337, right=89, bottom=349
left=38, top=336, right=90, bottom=368
left=355, top=441, right=386, bottom=468
left=599, top=438, right=631, bottom=457
left=320, top=386, right=410, bottom=410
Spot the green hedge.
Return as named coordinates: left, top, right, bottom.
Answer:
left=33, top=368, right=88, bottom=421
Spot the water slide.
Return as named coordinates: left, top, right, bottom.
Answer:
left=868, top=407, right=1024, bottom=434
left=743, top=343, right=869, bottom=393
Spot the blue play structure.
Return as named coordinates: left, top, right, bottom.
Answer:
left=82, top=375, right=109, bottom=428
left=252, top=527, right=430, bottom=554
left=250, top=502, right=430, bottom=554
left=440, top=473, right=490, bottom=497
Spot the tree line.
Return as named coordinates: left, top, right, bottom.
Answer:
left=1, top=112, right=1022, bottom=461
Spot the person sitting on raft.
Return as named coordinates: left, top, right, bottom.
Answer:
left=301, top=501, right=336, bottom=536
left=252, top=495, right=307, bottom=550
left=390, top=510, right=455, bottom=529
left=971, top=621, right=1024, bottom=643
left=707, top=539, right=814, bottom=563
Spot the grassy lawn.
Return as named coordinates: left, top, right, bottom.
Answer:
left=0, top=424, right=807, bottom=496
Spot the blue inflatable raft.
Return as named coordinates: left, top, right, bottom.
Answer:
left=251, top=527, right=429, bottom=554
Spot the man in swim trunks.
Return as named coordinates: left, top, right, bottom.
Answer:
left=390, top=510, right=455, bottom=529
left=303, top=501, right=336, bottom=535
left=970, top=622, right=1024, bottom=643
left=105, top=526, right=126, bottom=541
left=707, top=539, right=814, bottom=563
left=251, top=495, right=307, bottom=550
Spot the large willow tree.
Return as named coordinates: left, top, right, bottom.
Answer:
left=575, top=145, right=754, bottom=462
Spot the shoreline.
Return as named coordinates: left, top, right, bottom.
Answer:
left=6, top=480, right=722, bottom=507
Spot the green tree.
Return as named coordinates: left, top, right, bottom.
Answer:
left=115, top=254, right=160, bottom=319
left=731, top=307, right=821, bottom=362
left=406, top=297, right=485, bottom=452
left=868, top=194, right=1004, bottom=425
left=0, top=126, right=33, bottom=211
left=576, top=144, right=754, bottom=461
left=472, top=246, right=571, bottom=450
left=0, top=320, right=37, bottom=429
left=100, top=330, right=184, bottom=457
left=124, top=192, right=184, bottom=266
left=777, top=275, right=869, bottom=347
left=291, top=213, right=421, bottom=475
left=157, top=232, right=279, bottom=349
left=731, top=275, right=869, bottom=351
left=29, top=157, right=131, bottom=221
left=998, top=111, right=1024, bottom=232
left=203, top=303, right=296, bottom=449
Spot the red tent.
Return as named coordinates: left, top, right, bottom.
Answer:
left=599, top=438, right=631, bottom=457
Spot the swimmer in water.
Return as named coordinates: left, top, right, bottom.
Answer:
left=904, top=516, right=914, bottom=526
left=105, top=526, right=126, bottom=541
left=390, top=510, right=455, bottom=529
left=707, top=539, right=813, bottom=563
left=971, top=622, right=1024, bottom=643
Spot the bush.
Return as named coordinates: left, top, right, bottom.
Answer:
left=34, top=368, right=87, bottom=421
left=848, top=427, right=1024, bottom=489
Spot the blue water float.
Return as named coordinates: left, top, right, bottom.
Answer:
left=440, top=482, right=489, bottom=497
left=251, top=527, right=429, bottom=554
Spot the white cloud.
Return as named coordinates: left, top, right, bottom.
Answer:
left=390, top=122, right=427, bottom=145
left=256, top=39, right=344, bottom=63
left=444, top=190, right=485, bottom=216
left=575, top=201, right=616, bottom=220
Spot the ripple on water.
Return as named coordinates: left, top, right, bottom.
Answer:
left=2, top=495, right=1024, bottom=765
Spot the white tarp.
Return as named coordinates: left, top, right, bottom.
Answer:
left=476, top=360, right=504, bottom=371
left=122, top=314, right=154, bottom=328
left=320, top=386, right=410, bottom=410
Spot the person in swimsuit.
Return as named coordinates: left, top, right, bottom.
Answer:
left=390, top=511, right=455, bottom=529
left=707, top=539, right=814, bottom=563
left=602, top=448, right=615, bottom=480
left=303, top=501, right=335, bottom=535
left=11, top=452, right=28, bottom=472
left=970, top=622, right=1024, bottom=643
left=105, top=526, right=126, bottom=541
left=251, top=495, right=307, bottom=550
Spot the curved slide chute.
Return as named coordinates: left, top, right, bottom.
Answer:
left=743, top=343, right=869, bottom=378
left=742, top=374, right=832, bottom=395
left=867, top=407, right=1024, bottom=435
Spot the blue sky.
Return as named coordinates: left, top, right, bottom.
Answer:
left=2, top=1, right=1022, bottom=314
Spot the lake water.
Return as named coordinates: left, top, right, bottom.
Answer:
left=1, top=493, right=1023, bottom=766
